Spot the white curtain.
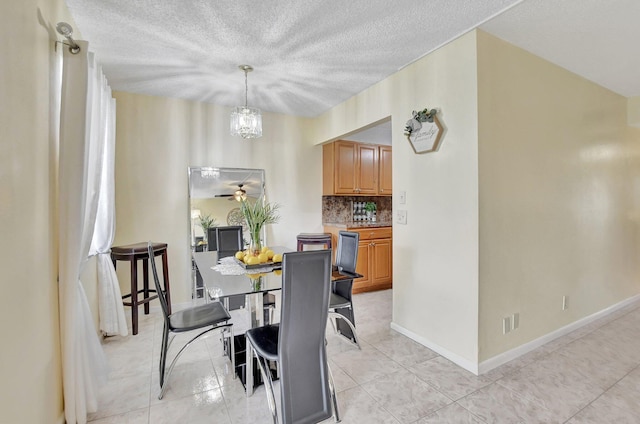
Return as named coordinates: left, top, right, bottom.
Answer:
left=58, top=40, right=110, bottom=424
left=88, top=70, right=127, bottom=337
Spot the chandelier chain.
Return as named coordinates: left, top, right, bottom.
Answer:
left=244, top=69, right=248, bottom=108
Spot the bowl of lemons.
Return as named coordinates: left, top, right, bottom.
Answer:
left=234, top=246, right=283, bottom=269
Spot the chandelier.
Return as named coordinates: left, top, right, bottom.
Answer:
left=230, top=65, right=262, bottom=139
left=200, top=167, right=219, bottom=179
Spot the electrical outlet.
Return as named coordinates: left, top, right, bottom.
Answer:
left=396, top=210, right=407, bottom=225
left=562, top=296, right=568, bottom=310
left=503, top=317, right=511, bottom=334
left=512, top=313, right=519, bottom=330
left=398, top=190, right=406, bottom=204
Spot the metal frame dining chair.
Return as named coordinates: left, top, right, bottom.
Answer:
left=148, top=242, right=235, bottom=400
left=329, top=231, right=362, bottom=348
left=215, top=225, right=244, bottom=256
left=246, top=250, right=340, bottom=424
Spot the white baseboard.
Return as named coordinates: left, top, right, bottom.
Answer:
left=390, top=322, right=479, bottom=374
left=391, top=293, right=640, bottom=376
left=478, top=293, right=640, bottom=374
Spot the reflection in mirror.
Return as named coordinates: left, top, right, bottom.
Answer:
left=189, top=167, right=266, bottom=299
left=188, top=167, right=266, bottom=251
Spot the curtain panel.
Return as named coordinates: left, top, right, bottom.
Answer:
left=88, top=71, right=127, bottom=337
left=58, top=40, right=111, bottom=424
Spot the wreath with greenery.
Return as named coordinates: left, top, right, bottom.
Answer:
left=404, top=108, right=437, bottom=136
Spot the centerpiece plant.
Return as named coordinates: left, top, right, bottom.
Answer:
left=198, top=214, right=217, bottom=243
left=240, top=198, right=281, bottom=256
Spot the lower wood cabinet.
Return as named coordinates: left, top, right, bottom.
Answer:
left=355, top=234, right=392, bottom=293
left=324, top=226, right=392, bottom=293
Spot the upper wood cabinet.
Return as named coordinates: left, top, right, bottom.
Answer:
left=379, top=145, right=392, bottom=195
left=323, top=140, right=391, bottom=196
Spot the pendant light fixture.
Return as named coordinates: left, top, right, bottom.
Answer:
left=230, top=65, right=262, bottom=139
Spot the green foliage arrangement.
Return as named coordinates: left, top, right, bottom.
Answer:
left=198, top=214, right=217, bottom=231
left=240, top=199, right=281, bottom=252
left=404, top=108, right=437, bottom=136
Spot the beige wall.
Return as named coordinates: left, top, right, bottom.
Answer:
left=0, top=0, right=75, bottom=422
left=629, top=96, right=640, bottom=128
left=476, top=30, right=640, bottom=361
left=312, top=29, right=640, bottom=370
left=313, top=32, right=482, bottom=367
left=113, top=92, right=321, bottom=304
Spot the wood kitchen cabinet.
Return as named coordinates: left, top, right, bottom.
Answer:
left=355, top=238, right=392, bottom=293
left=323, top=140, right=389, bottom=196
left=379, top=145, right=392, bottom=195
left=324, top=226, right=392, bottom=293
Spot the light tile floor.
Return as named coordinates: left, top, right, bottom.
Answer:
left=88, top=290, right=640, bottom=423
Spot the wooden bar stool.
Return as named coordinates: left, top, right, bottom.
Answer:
left=296, top=233, right=332, bottom=251
left=111, top=242, right=171, bottom=335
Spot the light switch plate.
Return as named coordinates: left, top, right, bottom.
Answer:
left=396, top=210, right=407, bottom=225
left=398, top=190, right=406, bottom=204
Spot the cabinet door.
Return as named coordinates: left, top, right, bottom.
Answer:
left=334, top=141, right=358, bottom=194
left=354, top=241, right=371, bottom=291
left=371, top=238, right=392, bottom=286
left=379, top=146, right=392, bottom=195
left=357, top=144, right=378, bottom=194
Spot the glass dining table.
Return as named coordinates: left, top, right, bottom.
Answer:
left=192, top=246, right=358, bottom=396
left=192, top=247, right=289, bottom=395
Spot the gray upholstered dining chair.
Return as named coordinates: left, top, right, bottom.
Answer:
left=329, top=231, right=361, bottom=348
left=148, top=242, right=235, bottom=400
left=215, top=225, right=244, bottom=256
left=246, top=250, right=340, bottom=424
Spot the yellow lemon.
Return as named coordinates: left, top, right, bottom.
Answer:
left=266, top=249, right=275, bottom=260
left=272, top=253, right=283, bottom=263
left=246, top=256, right=260, bottom=266
left=258, top=253, right=269, bottom=263
left=247, top=273, right=260, bottom=279
left=235, top=251, right=244, bottom=260
left=273, top=269, right=282, bottom=276
left=261, top=246, right=269, bottom=254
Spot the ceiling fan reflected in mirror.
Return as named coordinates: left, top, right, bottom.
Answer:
left=234, top=185, right=247, bottom=202
left=212, top=183, right=251, bottom=201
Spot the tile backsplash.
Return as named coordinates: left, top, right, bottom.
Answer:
left=322, top=196, right=392, bottom=224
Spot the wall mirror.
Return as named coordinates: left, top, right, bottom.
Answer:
left=188, top=167, right=266, bottom=251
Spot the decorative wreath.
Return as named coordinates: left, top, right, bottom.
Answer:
left=227, top=207, right=247, bottom=233
left=404, top=108, right=438, bottom=136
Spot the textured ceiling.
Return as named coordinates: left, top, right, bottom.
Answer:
left=64, top=0, right=640, bottom=120
left=65, top=0, right=523, bottom=117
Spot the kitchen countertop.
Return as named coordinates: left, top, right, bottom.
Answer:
left=323, top=221, right=392, bottom=229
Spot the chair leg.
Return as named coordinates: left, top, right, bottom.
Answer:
left=329, top=311, right=361, bottom=349
left=251, top=343, right=278, bottom=424
left=327, top=363, right=341, bottom=423
left=227, top=326, right=236, bottom=379
left=159, top=324, right=169, bottom=387
left=158, top=325, right=231, bottom=400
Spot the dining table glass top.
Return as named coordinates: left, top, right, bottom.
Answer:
left=192, top=247, right=290, bottom=299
